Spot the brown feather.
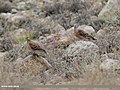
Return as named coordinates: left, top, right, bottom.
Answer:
left=74, top=25, right=96, bottom=40
left=26, top=37, right=46, bottom=53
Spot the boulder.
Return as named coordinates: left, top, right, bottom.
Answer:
left=96, top=30, right=120, bottom=54
left=15, top=55, right=51, bottom=75
left=51, top=24, right=65, bottom=34
left=0, top=1, right=13, bottom=13
left=0, top=37, right=13, bottom=52
left=100, top=59, right=120, bottom=72
left=0, top=13, right=12, bottom=22
left=15, top=55, right=44, bottom=75
left=11, top=9, right=18, bottom=14
left=16, top=2, right=26, bottom=10
left=100, top=53, right=119, bottom=62
left=10, top=15, right=27, bottom=27
left=64, top=41, right=100, bottom=63
left=3, top=48, right=19, bottom=62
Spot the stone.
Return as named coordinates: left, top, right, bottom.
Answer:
left=16, top=2, right=26, bottom=10
left=0, top=13, right=12, bottom=20
left=100, top=59, right=120, bottom=71
left=0, top=38, right=13, bottom=52
left=15, top=55, right=44, bottom=75
left=64, top=41, right=100, bottom=65
left=10, top=15, right=27, bottom=27
left=15, top=55, right=51, bottom=75
left=0, top=1, right=13, bottom=13
left=11, top=9, right=18, bottom=14
left=51, top=24, right=65, bottom=34
left=100, top=53, right=118, bottom=62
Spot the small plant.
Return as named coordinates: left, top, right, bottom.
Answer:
left=15, top=31, right=34, bottom=44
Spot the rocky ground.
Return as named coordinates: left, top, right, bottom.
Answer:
left=0, top=0, right=120, bottom=90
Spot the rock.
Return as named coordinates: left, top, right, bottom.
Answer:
left=3, top=44, right=29, bottom=62
left=0, top=13, right=12, bottom=20
left=38, top=11, right=47, bottom=18
left=0, top=37, right=13, bottom=52
left=0, top=1, right=13, bottom=13
left=100, top=59, right=120, bottom=71
left=100, top=53, right=118, bottom=62
left=62, top=27, right=74, bottom=37
left=15, top=55, right=51, bottom=75
left=38, top=17, right=54, bottom=32
left=112, top=31, right=120, bottom=47
left=10, top=15, right=27, bottom=27
left=16, top=2, right=26, bottom=10
left=61, top=26, right=77, bottom=44
left=26, top=0, right=37, bottom=8
left=85, top=63, right=98, bottom=72
left=15, top=55, right=44, bottom=75
left=98, top=0, right=120, bottom=20
left=51, top=24, right=65, bottom=34
left=4, top=49, right=18, bottom=62
left=96, top=30, right=120, bottom=54
left=11, top=9, right=18, bottom=14
left=64, top=41, right=100, bottom=66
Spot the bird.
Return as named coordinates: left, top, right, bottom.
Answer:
left=25, top=37, right=52, bottom=70
left=116, top=47, right=120, bottom=52
left=74, top=24, right=96, bottom=40
left=26, top=37, right=47, bottom=56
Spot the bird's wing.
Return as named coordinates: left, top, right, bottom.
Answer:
left=29, top=41, right=46, bottom=52
left=78, top=30, right=87, bottom=36
left=78, top=30, right=96, bottom=40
